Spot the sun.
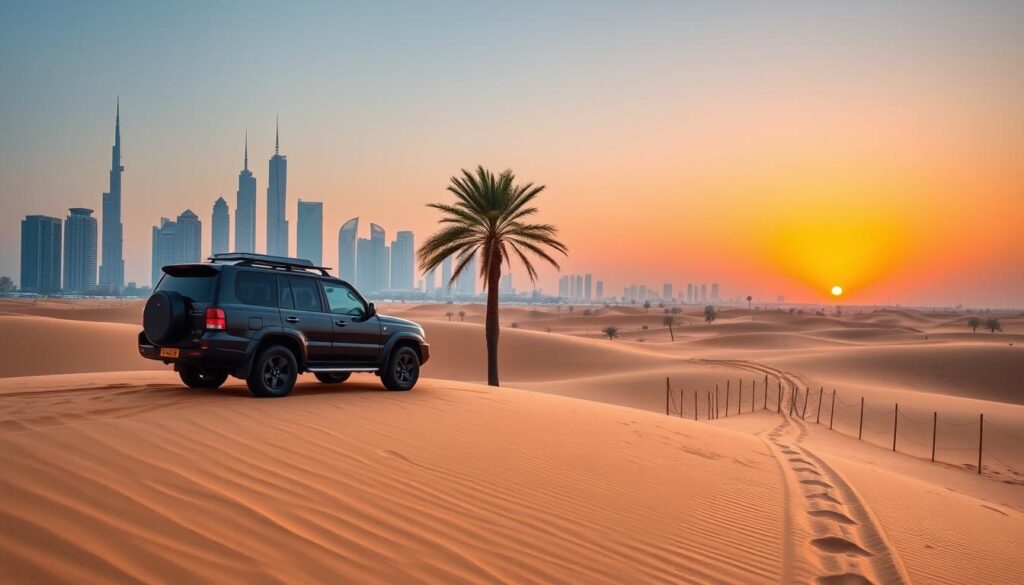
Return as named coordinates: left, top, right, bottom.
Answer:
left=831, top=285, right=843, bottom=297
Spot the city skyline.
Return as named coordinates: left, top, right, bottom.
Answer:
left=2, top=2, right=1022, bottom=306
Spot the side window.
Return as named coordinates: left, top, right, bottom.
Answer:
left=323, top=282, right=367, bottom=317
left=235, top=271, right=277, bottom=307
left=278, top=276, right=294, bottom=309
left=288, top=277, right=323, bottom=312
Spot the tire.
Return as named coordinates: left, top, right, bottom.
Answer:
left=382, top=346, right=420, bottom=391
left=314, top=372, right=351, bottom=384
left=178, top=365, right=229, bottom=389
left=246, top=345, right=298, bottom=398
left=144, top=290, right=188, bottom=344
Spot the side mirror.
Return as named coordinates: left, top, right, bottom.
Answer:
left=367, top=302, right=377, bottom=317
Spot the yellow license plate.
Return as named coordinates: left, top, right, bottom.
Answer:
left=160, top=347, right=180, bottom=358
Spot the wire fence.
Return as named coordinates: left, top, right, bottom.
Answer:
left=663, top=377, right=1024, bottom=482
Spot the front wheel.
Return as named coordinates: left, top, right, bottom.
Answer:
left=246, top=345, right=298, bottom=397
left=314, top=372, right=351, bottom=384
left=179, top=365, right=229, bottom=389
left=382, top=346, right=420, bottom=391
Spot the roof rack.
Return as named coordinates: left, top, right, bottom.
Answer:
left=209, top=253, right=332, bottom=276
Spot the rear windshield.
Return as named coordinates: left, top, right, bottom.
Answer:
left=156, top=274, right=216, bottom=303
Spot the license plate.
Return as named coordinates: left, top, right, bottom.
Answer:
left=160, top=347, right=180, bottom=358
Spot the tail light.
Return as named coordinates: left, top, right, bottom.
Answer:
left=205, top=307, right=227, bottom=331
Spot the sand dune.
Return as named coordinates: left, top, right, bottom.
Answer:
left=0, top=372, right=786, bottom=584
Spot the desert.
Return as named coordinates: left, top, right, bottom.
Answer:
left=1, top=298, right=1021, bottom=584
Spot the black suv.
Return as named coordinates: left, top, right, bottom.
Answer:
left=139, top=253, right=429, bottom=397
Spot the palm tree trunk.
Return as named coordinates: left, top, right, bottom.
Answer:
left=485, top=256, right=501, bottom=386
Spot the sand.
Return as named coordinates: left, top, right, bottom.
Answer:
left=0, top=298, right=1021, bottom=584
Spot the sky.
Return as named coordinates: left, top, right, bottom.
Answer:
left=1, top=0, right=1021, bottom=306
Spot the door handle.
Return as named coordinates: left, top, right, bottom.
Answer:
left=335, top=320, right=348, bottom=327
left=285, top=316, right=300, bottom=323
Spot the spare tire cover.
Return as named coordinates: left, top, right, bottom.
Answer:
left=144, top=291, right=187, bottom=344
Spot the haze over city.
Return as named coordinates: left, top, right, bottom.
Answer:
left=2, top=0, right=1022, bottom=306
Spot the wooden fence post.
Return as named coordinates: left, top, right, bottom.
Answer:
left=777, top=382, right=781, bottom=413
left=751, top=379, right=755, bottom=412
left=725, top=384, right=730, bottom=418
left=694, top=391, right=698, bottom=421
left=829, top=391, right=836, bottom=430
left=978, top=413, right=984, bottom=475
left=737, top=380, right=742, bottom=414
left=858, top=397, right=865, bottom=440
left=665, top=378, right=670, bottom=415
left=763, top=379, right=767, bottom=410
left=680, top=389, right=684, bottom=419
left=707, top=392, right=711, bottom=421
left=893, top=403, right=899, bottom=452
left=931, top=411, right=937, bottom=462
left=801, top=389, right=809, bottom=419
left=790, top=387, right=797, bottom=416
left=815, top=387, right=823, bottom=423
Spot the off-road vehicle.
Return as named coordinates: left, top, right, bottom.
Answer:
left=139, top=253, right=429, bottom=397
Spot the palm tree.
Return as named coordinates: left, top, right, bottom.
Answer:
left=985, top=318, right=1002, bottom=333
left=602, top=326, right=619, bottom=340
left=458, top=310, right=466, bottom=322
left=704, top=305, right=716, bottom=325
left=418, top=166, right=567, bottom=386
left=746, top=295, right=753, bottom=320
left=643, top=300, right=651, bottom=313
left=967, top=316, right=982, bottom=333
left=663, top=315, right=678, bottom=341
left=445, top=311, right=454, bottom=322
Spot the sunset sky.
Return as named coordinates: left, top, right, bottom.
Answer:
left=1, top=1, right=1021, bottom=306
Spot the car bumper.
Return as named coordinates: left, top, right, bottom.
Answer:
left=419, top=342, right=430, bottom=364
left=138, top=331, right=248, bottom=370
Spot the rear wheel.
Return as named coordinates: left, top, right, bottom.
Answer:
left=178, top=365, right=229, bottom=389
left=246, top=345, right=298, bottom=397
left=314, top=372, right=351, bottom=384
left=382, top=346, right=419, bottom=391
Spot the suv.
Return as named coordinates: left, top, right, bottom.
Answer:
left=139, top=253, right=429, bottom=397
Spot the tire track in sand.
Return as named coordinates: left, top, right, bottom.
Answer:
left=695, top=358, right=911, bottom=585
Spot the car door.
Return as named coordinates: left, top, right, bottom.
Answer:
left=320, top=280, right=383, bottom=363
left=279, top=275, right=334, bottom=363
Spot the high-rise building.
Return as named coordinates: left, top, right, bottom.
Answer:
left=389, top=231, right=415, bottom=291
left=711, top=283, right=720, bottom=302
left=234, top=133, right=256, bottom=253
left=371, top=223, right=387, bottom=292
left=559, top=275, right=569, bottom=298
left=151, top=210, right=201, bottom=286
left=687, top=283, right=694, bottom=304
left=499, top=273, right=513, bottom=295
left=629, top=284, right=638, bottom=302
left=21, top=215, right=62, bottom=293
left=338, top=217, right=358, bottom=281
left=99, top=99, right=124, bottom=291
left=266, top=118, right=288, bottom=256
left=584, top=274, right=592, bottom=302
left=455, top=254, right=476, bottom=296
left=595, top=280, right=603, bottom=300
left=296, top=200, right=323, bottom=265
left=356, top=223, right=388, bottom=294
left=424, top=267, right=436, bottom=295
left=639, top=284, right=647, bottom=302
left=211, top=197, right=230, bottom=256
left=700, top=284, right=707, bottom=303
left=663, top=283, right=673, bottom=301
left=63, top=208, right=97, bottom=293
left=441, top=255, right=453, bottom=295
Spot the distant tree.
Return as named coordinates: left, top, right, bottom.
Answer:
left=704, top=305, right=716, bottom=325
left=582, top=309, right=594, bottom=316
left=458, top=310, right=466, bottom=322
left=788, top=307, right=795, bottom=314
left=445, top=311, right=454, bottom=322
left=602, top=326, right=620, bottom=340
left=510, top=322, right=520, bottom=329
left=643, top=300, right=651, bottom=313
left=985, top=318, right=1002, bottom=333
left=663, top=315, right=678, bottom=341
left=746, top=295, right=753, bottom=310
left=967, top=316, right=982, bottom=333
left=0, top=276, right=15, bottom=294
left=569, top=305, right=575, bottom=312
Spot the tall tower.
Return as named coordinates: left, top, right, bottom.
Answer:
left=338, top=217, right=359, bottom=281
left=21, top=215, right=62, bottom=294
left=266, top=117, right=288, bottom=256
left=235, top=132, right=256, bottom=253
left=99, top=98, right=124, bottom=291
left=212, top=197, right=230, bottom=256
left=296, top=200, right=324, bottom=265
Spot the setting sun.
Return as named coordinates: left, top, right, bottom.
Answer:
left=831, top=285, right=844, bottom=297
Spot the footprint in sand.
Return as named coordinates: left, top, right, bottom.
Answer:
left=816, top=574, right=875, bottom=585
left=808, top=509, right=857, bottom=525
left=808, top=492, right=843, bottom=504
left=800, top=479, right=833, bottom=489
left=811, top=536, right=873, bottom=557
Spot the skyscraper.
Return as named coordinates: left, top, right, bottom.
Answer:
left=266, top=118, right=288, bottom=256
left=21, top=215, right=62, bottom=294
left=63, top=208, right=97, bottom=293
left=151, top=210, right=201, bottom=286
left=424, top=267, right=436, bottom=295
left=687, top=283, right=694, bottom=304
left=499, top=273, right=513, bottom=295
left=441, top=255, right=453, bottom=295
left=297, top=200, right=323, bottom=265
left=711, top=283, right=720, bottom=302
left=700, top=284, right=707, bottom=303
left=595, top=280, right=603, bottom=300
left=639, top=284, right=647, bottom=302
left=356, top=223, right=387, bottom=294
left=584, top=274, right=592, bottom=302
left=234, top=133, right=256, bottom=253
left=99, top=99, right=124, bottom=291
left=455, top=254, right=476, bottom=296
left=559, top=275, right=569, bottom=298
left=338, top=218, right=358, bottom=281
left=389, top=231, right=415, bottom=291
left=211, top=197, right=230, bottom=256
